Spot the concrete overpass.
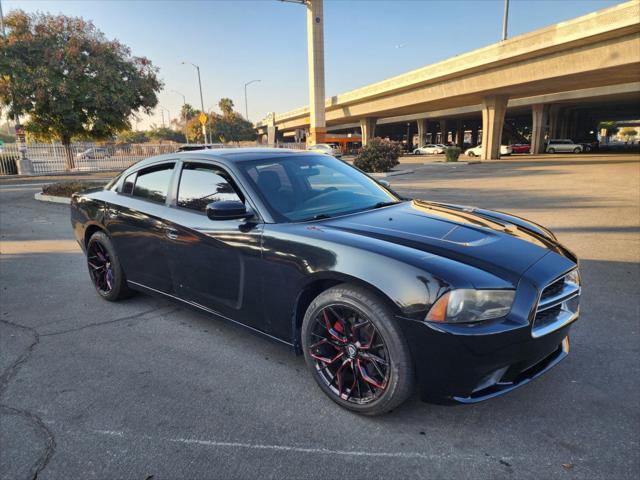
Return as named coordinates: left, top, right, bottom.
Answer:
left=256, top=0, right=640, bottom=159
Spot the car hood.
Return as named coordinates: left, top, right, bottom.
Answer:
left=320, top=200, right=574, bottom=282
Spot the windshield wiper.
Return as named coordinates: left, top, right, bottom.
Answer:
left=370, top=201, right=401, bottom=209
left=297, top=213, right=332, bottom=222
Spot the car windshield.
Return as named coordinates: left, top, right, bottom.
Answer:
left=238, top=154, right=400, bottom=222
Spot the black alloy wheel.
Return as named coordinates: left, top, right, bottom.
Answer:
left=302, top=285, right=414, bottom=415
left=86, top=231, right=132, bottom=301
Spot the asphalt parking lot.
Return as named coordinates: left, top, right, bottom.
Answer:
left=1, top=154, right=638, bottom=479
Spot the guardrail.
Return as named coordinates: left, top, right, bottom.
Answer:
left=0, top=142, right=308, bottom=175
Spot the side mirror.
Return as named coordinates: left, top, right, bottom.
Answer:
left=206, top=200, right=251, bottom=221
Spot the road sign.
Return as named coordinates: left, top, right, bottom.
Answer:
left=198, top=112, right=207, bottom=125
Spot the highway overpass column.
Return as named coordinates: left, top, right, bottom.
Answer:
left=306, top=0, right=326, bottom=146
left=360, top=118, right=377, bottom=146
left=548, top=105, right=560, bottom=139
left=417, top=119, right=428, bottom=147
left=531, top=104, right=548, bottom=154
left=455, top=119, right=464, bottom=148
left=439, top=120, right=447, bottom=144
left=481, top=95, right=508, bottom=160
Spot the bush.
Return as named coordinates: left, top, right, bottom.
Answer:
left=445, top=146, right=461, bottom=162
left=0, top=153, right=19, bottom=175
left=42, top=181, right=105, bottom=197
left=353, top=138, right=401, bottom=173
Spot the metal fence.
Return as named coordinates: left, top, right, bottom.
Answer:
left=0, top=141, right=307, bottom=175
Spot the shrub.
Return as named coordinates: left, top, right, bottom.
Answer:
left=42, top=181, right=105, bottom=197
left=0, top=153, right=19, bottom=175
left=353, top=138, right=401, bottom=173
left=445, top=146, right=461, bottom=162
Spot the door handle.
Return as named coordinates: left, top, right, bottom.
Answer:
left=164, top=227, right=179, bottom=240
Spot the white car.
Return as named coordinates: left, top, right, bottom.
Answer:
left=307, top=143, right=342, bottom=158
left=546, top=139, right=583, bottom=154
left=413, top=144, right=446, bottom=155
left=464, top=145, right=513, bottom=157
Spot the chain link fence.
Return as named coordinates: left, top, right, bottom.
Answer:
left=0, top=141, right=307, bottom=176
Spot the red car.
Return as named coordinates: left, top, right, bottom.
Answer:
left=511, top=144, right=531, bottom=154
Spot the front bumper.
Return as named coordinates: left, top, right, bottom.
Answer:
left=397, top=315, right=574, bottom=404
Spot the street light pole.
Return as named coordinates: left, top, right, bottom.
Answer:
left=171, top=89, right=189, bottom=144
left=501, top=0, right=509, bottom=41
left=244, top=79, right=260, bottom=121
left=182, top=61, right=208, bottom=144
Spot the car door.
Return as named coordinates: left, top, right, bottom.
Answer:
left=162, top=161, right=265, bottom=328
left=105, top=161, right=176, bottom=294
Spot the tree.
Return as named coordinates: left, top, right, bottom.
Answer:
left=353, top=138, right=401, bottom=173
left=180, top=103, right=197, bottom=121
left=145, top=127, right=185, bottom=143
left=0, top=11, right=162, bottom=169
left=116, top=130, right=148, bottom=144
left=218, top=98, right=234, bottom=117
left=619, top=127, right=638, bottom=142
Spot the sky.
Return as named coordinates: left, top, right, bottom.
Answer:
left=3, top=0, right=623, bottom=129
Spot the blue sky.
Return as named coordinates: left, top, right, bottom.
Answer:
left=4, top=0, right=622, bottom=128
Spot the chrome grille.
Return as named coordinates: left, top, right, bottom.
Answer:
left=532, top=269, right=581, bottom=338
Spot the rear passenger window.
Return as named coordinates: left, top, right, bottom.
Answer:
left=177, top=163, right=242, bottom=213
left=132, top=164, right=175, bottom=204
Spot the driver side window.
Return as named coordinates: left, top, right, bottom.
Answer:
left=177, top=163, right=242, bottom=213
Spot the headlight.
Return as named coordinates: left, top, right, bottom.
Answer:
left=565, top=268, right=581, bottom=287
left=426, top=289, right=516, bottom=323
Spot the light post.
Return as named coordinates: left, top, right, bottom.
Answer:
left=171, top=89, right=189, bottom=144
left=244, top=79, right=260, bottom=121
left=501, top=0, right=509, bottom=41
left=182, top=61, right=208, bottom=144
left=160, top=106, right=171, bottom=127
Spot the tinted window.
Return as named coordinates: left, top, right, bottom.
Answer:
left=238, top=154, right=398, bottom=222
left=132, top=164, right=174, bottom=204
left=177, top=164, right=242, bottom=212
left=122, top=173, right=136, bottom=194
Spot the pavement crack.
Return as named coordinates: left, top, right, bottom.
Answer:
left=0, top=404, right=56, bottom=480
left=0, top=320, right=39, bottom=396
left=39, top=305, right=179, bottom=337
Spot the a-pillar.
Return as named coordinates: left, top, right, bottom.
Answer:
left=417, top=119, right=428, bottom=148
left=360, top=117, right=377, bottom=146
left=481, top=95, right=508, bottom=160
left=531, top=104, right=548, bottom=154
left=306, top=0, right=326, bottom=145
left=439, top=120, right=447, bottom=144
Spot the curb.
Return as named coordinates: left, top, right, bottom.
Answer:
left=369, top=169, right=415, bottom=178
left=34, top=192, right=71, bottom=205
left=423, top=161, right=481, bottom=166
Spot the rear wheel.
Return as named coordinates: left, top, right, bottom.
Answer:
left=301, top=285, right=414, bottom=415
left=573, top=147, right=581, bottom=153
left=467, top=151, right=476, bottom=157
left=86, top=231, right=132, bottom=301
left=547, top=148, right=555, bottom=154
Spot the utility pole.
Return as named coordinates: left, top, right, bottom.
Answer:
left=171, top=90, right=189, bottom=144
left=244, top=79, right=260, bottom=121
left=501, top=0, right=509, bottom=41
left=182, top=61, right=208, bottom=144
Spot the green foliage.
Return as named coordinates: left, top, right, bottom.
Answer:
left=0, top=10, right=162, bottom=168
left=353, top=138, right=401, bottom=173
left=180, top=103, right=198, bottom=121
left=116, top=130, right=148, bottom=144
left=0, top=132, right=15, bottom=143
left=445, top=146, right=461, bottom=162
left=145, top=127, right=185, bottom=143
left=186, top=102, right=256, bottom=143
left=218, top=98, right=234, bottom=117
left=41, top=181, right=105, bottom=197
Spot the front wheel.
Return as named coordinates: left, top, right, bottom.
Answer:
left=86, top=231, right=132, bottom=301
left=573, top=147, right=581, bottom=153
left=467, top=151, right=476, bottom=157
left=301, top=285, right=414, bottom=415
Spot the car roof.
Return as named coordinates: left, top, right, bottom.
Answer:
left=128, top=147, right=309, bottom=172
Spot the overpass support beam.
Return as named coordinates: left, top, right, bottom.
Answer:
left=306, top=0, right=326, bottom=146
left=531, top=104, right=549, bottom=155
left=439, top=120, right=447, bottom=144
left=267, top=126, right=278, bottom=145
left=481, top=95, right=508, bottom=160
left=417, top=119, right=428, bottom=148
left=360, top=117, right=377, bottom=146
left=455, top=119, right=464, bottom=148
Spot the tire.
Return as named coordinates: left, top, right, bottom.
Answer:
left=547, top=148, right=555, bottom=154
left=467, top=151, right=476, bottom=157
left=86, top=231, right=133, bottom=301
left=413, top=150, right=420, bottom=155
left=301, top=284, right=414, bottom=415
left=573, top=147, right=581, bottom=153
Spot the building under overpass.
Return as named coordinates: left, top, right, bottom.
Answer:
left=256, top=0, right=640, bottom=159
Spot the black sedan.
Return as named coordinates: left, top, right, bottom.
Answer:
left=71, top=148, right=580, bottom=415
